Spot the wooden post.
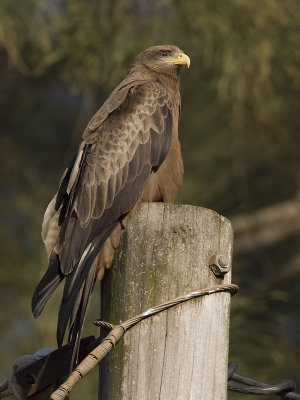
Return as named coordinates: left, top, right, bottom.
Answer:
left=99, top=203, right=233, bottom=400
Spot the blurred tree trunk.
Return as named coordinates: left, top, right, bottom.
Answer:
left=231, top=198, right=300, bottom=254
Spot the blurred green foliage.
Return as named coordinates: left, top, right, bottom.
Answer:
left=0, top=0, right=299, bottom=398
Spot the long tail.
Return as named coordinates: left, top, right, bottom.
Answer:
left=32, top=224, right=118, bottom=369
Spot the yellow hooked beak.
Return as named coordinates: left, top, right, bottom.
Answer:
left=169, top=52, right=190, bottom=68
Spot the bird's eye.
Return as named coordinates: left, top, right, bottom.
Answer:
left=160, top=50, right=169, bottom=57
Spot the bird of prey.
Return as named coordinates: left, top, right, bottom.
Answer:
left=32, top=45, right=190, bottom=364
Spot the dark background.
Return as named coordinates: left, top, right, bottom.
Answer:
left=0, top=1, right=299, bottom=398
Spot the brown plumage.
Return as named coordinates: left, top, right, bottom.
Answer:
left=32, top=45, right=190, bottom=364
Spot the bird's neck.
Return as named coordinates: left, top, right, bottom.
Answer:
left=156, top=71, right=180, bottom=90
left=129, top=63, right=180, bottom=85
left=127, top=64, right=180, bottom=105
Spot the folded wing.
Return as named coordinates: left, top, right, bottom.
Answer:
left=32, top=79, right=175, bottom=361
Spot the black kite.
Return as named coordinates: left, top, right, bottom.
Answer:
left=32, top=45, right=190, bottom=363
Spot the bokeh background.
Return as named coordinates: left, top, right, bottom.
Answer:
left=0, top=1, right=299, bottom=398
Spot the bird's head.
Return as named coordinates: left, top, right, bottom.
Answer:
left=134, top=45, right=190, bottom=78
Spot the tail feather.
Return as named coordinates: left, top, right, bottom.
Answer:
left=33, top=215, right=119, bottom=368
left=56, top=222, right=117, bottom=353
left=32, top=253, right=64, bottom=318
left=69, top=262, right=97, bottom=369
left=56, top=239, right=100, bottom=347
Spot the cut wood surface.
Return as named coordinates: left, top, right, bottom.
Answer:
left=99, top=203, right=233, bottom=400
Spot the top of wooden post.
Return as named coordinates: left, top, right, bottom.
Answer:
left=100, top=203, right=234, bottom=400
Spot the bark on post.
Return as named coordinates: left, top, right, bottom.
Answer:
left=99, top=203, right=233, bottom=400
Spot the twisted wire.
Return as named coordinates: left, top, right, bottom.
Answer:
left=51, top=283, right=238, bottom=399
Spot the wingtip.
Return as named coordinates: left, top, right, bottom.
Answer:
left=31, top=297, right=42, bottom=319
left=31, top=253, right=64, bottom=320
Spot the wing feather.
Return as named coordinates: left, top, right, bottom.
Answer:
left=32, top=79, right=178, bottom=360
left=94, top=181, right=108, bottom=218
